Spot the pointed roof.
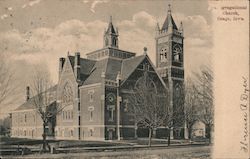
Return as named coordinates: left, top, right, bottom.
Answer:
left=80, top=54, right=147, bottom=86
left=162, top=5, right=178, bottom=31
left=121, top=55, right=146, bottom=81
left=83, top=57, right=123, bottom=85
left=106, top=16, right=116, bottom=34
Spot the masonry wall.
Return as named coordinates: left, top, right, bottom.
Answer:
left=79, top=83, right=105, bottom=140
left=55, top=56, right=79, bottom=140
left=11, top=110, right=43, bottom=139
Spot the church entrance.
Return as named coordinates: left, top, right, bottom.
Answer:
left=108, top=130, right=113, bottom=140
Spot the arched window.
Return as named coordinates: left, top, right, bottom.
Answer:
left=173, top=45, right=182, bottom=62
left=134, top=71, right=157, bottom=104
left=62, top=82, right=73, bottom=105
left=112, top=38, right=116, bottom=46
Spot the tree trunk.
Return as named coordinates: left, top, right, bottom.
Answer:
left=205, top=124, right=211, bottom=144
left=188, top=126, right=192, bottom=143
left=208, top=127, right=212, bottom=144
left=167, top=128, right=171, bottom=146
left=152, top=128, right=156, bottom=138
left=42, top=122, right=47, bottom=152
left=148, top=128, right=152, bottom=147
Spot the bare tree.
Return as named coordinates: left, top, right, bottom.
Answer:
left=30, top=67, right=65, bottom=152
left=194, top=66, right=214, bottom=143
left=184, top=77, right=199, bottom=141
left=127, top=71, right=183, bottom=146
left=0, top=54, right=13, bottom=105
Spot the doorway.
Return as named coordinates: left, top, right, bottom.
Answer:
left=108, top=130, right=113, bottom=140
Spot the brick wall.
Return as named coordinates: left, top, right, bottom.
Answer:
left=11, top=110, right=43, bottom=139
left=79, top=83, right=105, bottom=140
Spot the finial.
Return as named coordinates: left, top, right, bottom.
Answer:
left=110, top=16, right=112, bottom=23
left=168, top=4, right=171, bottom=13
left=67, top=51, right=69, bottom=56
left=143, top=47, right=147, bottom=54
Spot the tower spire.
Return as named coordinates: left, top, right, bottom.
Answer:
left=161, top=4, right=178, bottom=31
left=104, top=16, right=119, bottom=48
left=168, top=4, right=171, bottom=14
left=110, top=16, right=112, bottom=23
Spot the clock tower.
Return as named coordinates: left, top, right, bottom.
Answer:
left=155, top=5, right=185, bottom=139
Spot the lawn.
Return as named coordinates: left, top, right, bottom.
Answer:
left=19, top=145, right=211, bottom=159
left=0, top=136, right=197, bottom=149
left=0, top=136, right=210, bottom=157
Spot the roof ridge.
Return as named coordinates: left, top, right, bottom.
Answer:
left=122, top=54, right=146, bottom=62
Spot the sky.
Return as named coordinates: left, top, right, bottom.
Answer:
left=0, top=0, right=212, bottom=117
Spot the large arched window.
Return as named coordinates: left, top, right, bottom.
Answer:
left=173, top=45, right=182, bottom=62
left=134, top=71, right=157, bottom=104
left=62, top=82, right=73, bottom=105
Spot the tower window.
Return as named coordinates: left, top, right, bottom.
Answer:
left=112, top=38, right=116, bottom=46
left=160, top=48, right=168, bottom=62
left=174, top=54, right=180, bottom=61
left=173, top=45, right=182, bottom=62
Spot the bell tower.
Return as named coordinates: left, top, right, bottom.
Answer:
left=103, top=16, right=119, bottom=48
left=155, top=5, right=185, bottom=139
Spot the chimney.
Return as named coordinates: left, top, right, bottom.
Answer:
left=143, top=47, right=147, bottom=55
left=74, top=52, right=81, bottom=82
left=59, top=57, right=65, bottom=80
left=26, top=86, right=30, bottom=101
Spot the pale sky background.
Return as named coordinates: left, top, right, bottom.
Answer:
left=0, top=0, right=212, bottom=117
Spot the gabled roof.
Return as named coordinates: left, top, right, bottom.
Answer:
left=162, top=12, right=178, bottom=31
left=121, top=55, right=146, bottom=81
left=14, top=85, right=57, bottom=111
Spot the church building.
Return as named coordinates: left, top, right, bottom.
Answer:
left=11, top=6, right=185, bottom=140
